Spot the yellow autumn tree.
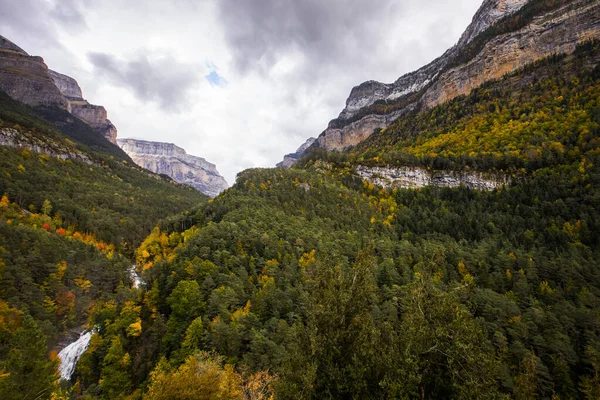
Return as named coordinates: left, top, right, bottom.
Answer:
left=145, top=353, right=242, bottom=400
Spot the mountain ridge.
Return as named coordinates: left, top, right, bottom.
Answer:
left=118, top=138, right=229, bottom=197
left=0, top=34, right=118, bottom=144
left=1, top=1, right=600, bottom=398
left=280, top=0, right=600, bottom=164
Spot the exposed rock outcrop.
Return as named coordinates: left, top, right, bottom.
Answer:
left=282, top=0, right=600, bottom=161
left=456, top=0, right=531, bottom=48
left=0, top=35, right=119, bottom=145
left=356, top=165, right=509, bottom=191
left=0, top=35, right=28, bottom=55
left=0, top=35, right=69, bottom=110
left=48, top=70, right=83, bottom=100
left=67, top=101, right=118, bottom=144
left=0, top=127, right=94, bottom=165
left=48, top=70, right=119, bottom=144
left=118, top=139, right=228, bottom=197
left=277, top=137, right=317, bottom=168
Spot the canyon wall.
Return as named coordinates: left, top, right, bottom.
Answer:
left=281, top=0, right=600, bottom=162
left=356, top=165, right=509, bottom=191
left=0, top=35, right=119, bottom=144
left=118, top=138, right=229, bottom=197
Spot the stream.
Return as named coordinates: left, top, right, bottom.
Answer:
left=57, top=266, right=142, bottom=381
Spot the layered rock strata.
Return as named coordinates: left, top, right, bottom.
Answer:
left=0, top=35, right=68, bottom=109
left=0, top=35, right=118, bottom=144
left=118, top=138, right=228, bottom=197
left=48, top=70, right=118, bottom=144
left=0, top=127, right=93, bottom=165
left=281, top=0, right=600, bottom=163
left=356, top=165, right=509, bottom=191
left=277, top=137, right=317, bottom=168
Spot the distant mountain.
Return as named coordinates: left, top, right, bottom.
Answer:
left=118, top=138, right=228, bottom=197
left=276, top=137, right=316, bottom=168
left=0, top=34, right=118, bottom=144
left=281, top=0, right=600, bottom=164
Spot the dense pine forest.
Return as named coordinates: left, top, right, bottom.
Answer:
left=5, top=40, right=590, bottom=399
left=1, top=10, right=600, bottom=400
left=0, top=89, right=206, bottom=399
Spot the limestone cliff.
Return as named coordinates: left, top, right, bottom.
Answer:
left=47, top=70, right=83, bottom=100
left=0, top=35, right=118, bottom=144
left=48, top=70, right=119, bottom=144
left=117, top=139, right=228, bottom=197
left=277, top=137, right=317, bottom=168
left=281, top=0, right=600, bottom=162
left=0, top=35, right=68, bottom=109
left=356, top=165, right=509, bottom=191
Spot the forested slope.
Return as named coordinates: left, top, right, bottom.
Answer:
left=66, top=41, right=600, bottom=399
left=0, top=91, right=206, bottom=398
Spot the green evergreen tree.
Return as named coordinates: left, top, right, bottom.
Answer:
left=0, top=315, right=58, bottom=400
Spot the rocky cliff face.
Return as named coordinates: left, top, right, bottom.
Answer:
left=277, top=137, right=317, bottom=168
left=356, top=165, right=509, bottom=191
left=0, top=35, right=119, bottom=144
left=118, top=139, right=228, bottom=197
left=456, top=0, right=531, bottom=48
left=0, top=127, right=93, bottom=165
left=47, top=70, right=83, bottom=100
left=281, top=0, right=600, bottom=162
left=48, top=70, right=119, bottom=144
left=422, top=0, right=600, bottom=110
left=0, top=35, right=69, bottom=110
left=68, top=102, right=118, bottom=144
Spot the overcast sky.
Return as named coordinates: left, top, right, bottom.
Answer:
left=0, top=0, right=482, bottom=184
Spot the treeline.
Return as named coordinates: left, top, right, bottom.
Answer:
left=74, top=159, right=600, bottom=399
left=0, top=91, right=206, bottom=251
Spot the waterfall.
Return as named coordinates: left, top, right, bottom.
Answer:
left=57, top=265, right=141, bottom=381
left=129, top=265, right=142, bottom=288
left=57, top=331, right=93, bottom=381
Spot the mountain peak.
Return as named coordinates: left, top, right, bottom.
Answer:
left=0, top=35, right=28, bottom=55
left=117, top=138, right=229, bottom=197
left=279, top=0, right=599, bottom=164
left=457, top=0, right=531, bottom=47
left=0, top=36, right=119, bottom=144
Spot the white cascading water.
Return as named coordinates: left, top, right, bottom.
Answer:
left=57, top=266, right=141, bottom=381
left=129, top=265, right=142, bottom=288
left=57, top=330, right=93, bottom=381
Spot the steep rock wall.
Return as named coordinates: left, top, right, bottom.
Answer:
left=0, top=35, right=68, bottom=109
left=48, top=70, right=83, bottom=100
left=281, top=0, right=600, bottom=162
left=48, top=71, right=119, bottom=145
left=423, top=0, right=600, bottom=108
left=118, top=138, right=228, bottom=197
left=356, top=165, right=509, bottom=190
left=277, top=137, right=317, bottom=168
left=0, top=35, right=119, bottom=145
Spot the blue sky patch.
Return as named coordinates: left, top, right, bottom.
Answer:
left=205, top=70, right=227, bottom=87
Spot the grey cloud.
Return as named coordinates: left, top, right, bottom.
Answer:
left=214, top=0, right=482, bottom=168
left=217, top=0, right=397, bottom=74
left=50, top=0, right=89, bottom=32
left=0, top=0, right=88, bottom=47
left=88, top=51, right=202, bottom=112
left=216, top=0, right=479, bottom=82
